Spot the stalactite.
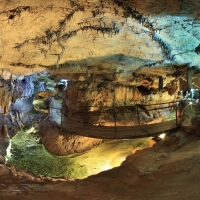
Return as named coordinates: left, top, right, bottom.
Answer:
left=40, top=48, right=47, bottom=58
left=153, top=32, right=172, bottom=60
left=2, top=124, right=8, bottom=138
left=112, top=0, right=172, bottom=60
left=159, top=76, right=163, bottom=92
left=4, top=106, right=7, bottom=115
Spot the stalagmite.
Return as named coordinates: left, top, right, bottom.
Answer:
left=2, top=124, right=8, bottom=138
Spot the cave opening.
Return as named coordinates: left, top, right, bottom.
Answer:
left=137, top=85, right=152, bottom=95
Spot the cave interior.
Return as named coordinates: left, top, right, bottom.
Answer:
left=0, top=0, right=200, bottom=199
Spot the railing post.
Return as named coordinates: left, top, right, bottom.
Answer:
left=136, top=105, right=140, bottom=126
left=81, top=105, right=89, bottom=125
left=61, top=109, right=63, bottom=131
left=84, top=106, right=87, bottom=125
left=113, top=108, right=117, bottom=139
left=175, top=103, right=178, bottom=127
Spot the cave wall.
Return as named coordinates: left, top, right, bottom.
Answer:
left=0, top=0, right=199, bottom=161
left=0, top=72, right=48, bottom=136
left=63, top=73, right=182, bottom=111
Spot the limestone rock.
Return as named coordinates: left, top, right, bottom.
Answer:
left=0, top=0, right=197, bottom=79
left=39, top=120, right=101, bottom=156
left=63, top=86, right=79, bottom=112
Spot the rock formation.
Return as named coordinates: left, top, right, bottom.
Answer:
left=0, top=0, right=199, bottom=199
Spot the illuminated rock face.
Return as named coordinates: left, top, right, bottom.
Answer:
left=63, top=75, right=181, bottom=110
left=0, top=0, right=199, bottom=159
left=39, top=119, right=101, bottom=156
left=0, top=0, right=198, bottom=78
left=0, top=1, right=200, bottom=192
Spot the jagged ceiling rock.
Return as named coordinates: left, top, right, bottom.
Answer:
left=0, top=0, right=199, bottom=79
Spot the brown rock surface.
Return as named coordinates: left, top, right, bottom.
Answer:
left=0, top=129, right=9, bottom=164
left=0, top=0, right=198, bottom=79
left=0, top=0, right=200, bottom=199
left=39, top=119, right=101, bottom=156
left=1, top=131, right=200, bottom=200
left=63, top=86, right=79, bottom=112
left=0, top=155, right=5, bottom=164
left=181, top=103, right=200, bottom=136
left=0, top=164, right=10, bottom=177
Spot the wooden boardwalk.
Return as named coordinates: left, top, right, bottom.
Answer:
left=61, top=117, right=179, bottom=139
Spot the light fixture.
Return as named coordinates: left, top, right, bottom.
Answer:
left=159, top=133, right=166, bottom=139
left=189, top=101, right=193, bottom=105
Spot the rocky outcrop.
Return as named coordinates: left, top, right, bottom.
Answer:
left=180, top=102, right=200, bottom=135
left=0, top=125, right=10, bottom=164
left=63, top=75, right=181, bottom=110
left=0, top=73, right=48, bottom=133
left=60, top=76, right=181, bottom=127
left=39, top=119, right=101, bottom=156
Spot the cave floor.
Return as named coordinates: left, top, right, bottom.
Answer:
left=1, top=131, right=200, bottom=200
left=7, top=127, right=152, bottom=179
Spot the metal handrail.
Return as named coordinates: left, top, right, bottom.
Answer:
left=136, top=102, right=180, bottom=127
left=72, top=100, right=181, bottom=109
left=49, top=101, right=180, bottom=134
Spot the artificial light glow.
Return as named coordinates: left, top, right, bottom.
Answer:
left=120, top=157, right=126, bottom=163
left=101, top=157, right=126, bottom=172
left=7, top=132, right=151, bottom=179
left=159, top=133, right=166, bottom=139
left=101, top=163, right=112, bottom=171
left=191, top=88, right=198, bottom=92
left=189, top=101, right=193, bottom=105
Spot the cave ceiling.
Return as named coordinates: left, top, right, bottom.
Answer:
left=0, top=0, right=199, bottom=79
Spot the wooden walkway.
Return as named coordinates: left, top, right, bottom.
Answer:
left=61, top=117, right=179, bottom=139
